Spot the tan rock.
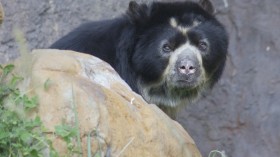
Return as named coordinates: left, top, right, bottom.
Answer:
left=13, top=49, right=202, bottom=157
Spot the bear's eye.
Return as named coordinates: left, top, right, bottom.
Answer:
left=198, top=41, right=208, bottom=51
left=162, top=44, right=172, bottom=53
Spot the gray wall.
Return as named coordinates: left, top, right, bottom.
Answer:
left=1, top=0, right=279, bottom=157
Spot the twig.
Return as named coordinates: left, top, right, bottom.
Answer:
left=116, top=137, right=135, bottom=157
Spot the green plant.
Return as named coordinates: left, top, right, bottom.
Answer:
left=54, top=124, right=82, bottom=156
left=53, top=87, right=83, bottom=156
left=1, top=28, right=85, bottom=157
left=87, top=129, right=102, bottom=157
left=0, top=64, right=58, bottom=157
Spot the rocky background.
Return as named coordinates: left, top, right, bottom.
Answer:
left=0, top=0, right=279, bottom=157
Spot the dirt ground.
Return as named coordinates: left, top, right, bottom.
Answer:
left=1, top=0, right=279, bottom=157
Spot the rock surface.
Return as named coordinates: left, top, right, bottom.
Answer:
left=13, top=49, right=202, bottom=157
left=1, top=0, right=280, bottom=157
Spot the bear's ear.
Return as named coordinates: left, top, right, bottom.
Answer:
left=198, top=0, right=215, bottom=15
left=127, top=1, right=150, bottom=25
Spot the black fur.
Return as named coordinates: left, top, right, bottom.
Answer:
left=50, top=1, right=228, bottom=118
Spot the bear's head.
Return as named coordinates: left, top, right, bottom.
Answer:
left=126, top=0, right=228, bottom=107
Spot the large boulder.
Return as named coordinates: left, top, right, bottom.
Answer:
left=13, top=49, right=202, bottom=157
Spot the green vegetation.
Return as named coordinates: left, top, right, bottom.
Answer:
left=54, top=124, right=81, bottom=156
left=0, top=64, right=95, bottom=157
left=0, top=28, right=88, bottom=157
left=0, top=29, right=86, bottom=157
left=0, top=64, right=58, bottom=157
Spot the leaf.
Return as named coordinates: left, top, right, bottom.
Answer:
left=19, top=130, right=32, bottom=143
left=44, top=78, right=51, bottom=91
left=29, top=149, right=41, bottom=157
left=3, top=64, right=15, bottom=77
left=24, top=95, right=38, bottom=109
left=55, top=124, right=78, bottom=143
left=9, top=75, right=23, bottom=87
left=0, top=131, right=9, bottom=140
left=25, top=117, right=42, bottom=129
left=33, top=116, right=42, bottom=126
left=50, top=149, right=59, bottom=157
left=55, top=125, right=71, bottom=137
left=0, top=85, right=10, bottom=102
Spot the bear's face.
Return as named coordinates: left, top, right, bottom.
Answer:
left=129, top=1, right=228, bottom=107
left=132, top=21, right=205, bottom=88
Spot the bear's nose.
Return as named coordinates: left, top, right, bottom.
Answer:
left=178, top=60, right=196, bottom=75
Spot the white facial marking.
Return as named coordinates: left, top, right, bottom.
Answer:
left=170, top=17, right=178, bottom=28
left=193, top=20, right=201, bottom=27
left=169, top=18, right=189, bottom=35
left=169, top=18, right=202, bottom=35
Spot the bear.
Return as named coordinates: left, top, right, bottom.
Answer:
left=50, top=0, right=228, bottom=119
